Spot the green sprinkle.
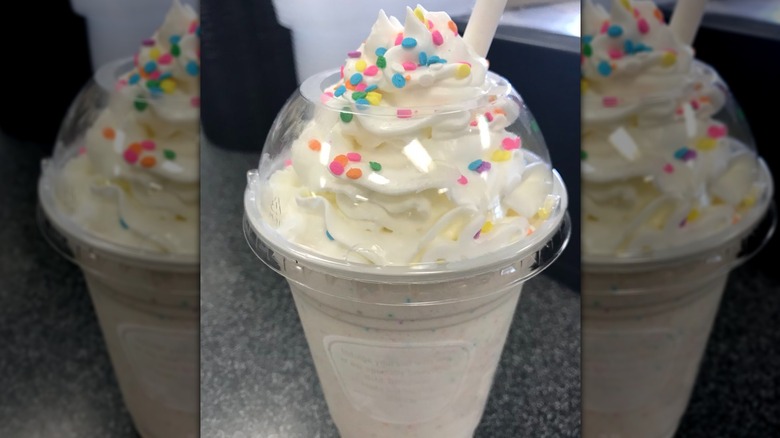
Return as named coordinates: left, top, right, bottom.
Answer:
left=340, top=108, right=353, bottom=123
left=369, top=161, right=382, bottom=171
left=352, top=91, right=367, bottom=100
left=164, top=149, right=176, bottom=160
left=171, top=44, right=181, bottom=57
left=376, top=56, right=387, bottom=69
left=581, top=150, right=588, bottom=160
left=582, top=43, right=592, bottom=57
left=146, top=80, right=160, bottom=90
left=531, top=120, right=540, bottom=132
left=134, top=99, right=148, bottom=111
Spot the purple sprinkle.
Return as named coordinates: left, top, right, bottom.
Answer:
left=683, top=150, right=698, bottom=161
left=142, top=39, right=155, bottom=46
left=476, top=161, right=492, bottom=173
left=348, top=51, right=362, bottom=58
left=473, top=230, right=481, bottom=239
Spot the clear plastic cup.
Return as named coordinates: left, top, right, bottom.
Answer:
left=581, top=58, right=776, bottom=437
left=244, top=69, right=571, bottom=437
left=37, top=56, right=199, bottom=438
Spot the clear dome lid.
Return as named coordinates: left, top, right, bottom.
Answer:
left=244, top=67, right=569, bottom=280
left=581, top=59, right=774, bottom=265
left=39, top=41, right=200, bottom=266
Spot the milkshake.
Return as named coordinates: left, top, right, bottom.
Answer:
left=580, top=1, right=774, bottom=437
left=37, top=1, right=200, bottom=437
left=244, top=6, right=571, bottom=437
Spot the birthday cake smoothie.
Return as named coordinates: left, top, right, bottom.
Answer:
left=580, top=1, right=773, bottom=437
left=38, top=2, right=200, bottom=437
left=244, top=6, right=569, bottom=437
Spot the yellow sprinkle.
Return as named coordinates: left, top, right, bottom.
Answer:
left=581, top=78, right=589, bottom=93
left=696, top=137, right=717, bottom=151
left=149, top=47, right=161, bottom=60
left=491, top=150, right=512, bottom=162
left=481, top=221, right=494, bottom=234
left=686, top=209, right=700, bottom=222
left=355, top=59, right=367, bottom=72
left=536, top=207, right=551, bottom=220
left=661, top=51, right=677, bottom=67
left=741, top=195, right=756, bottom=208
left=620, top=0, right=631, bottom=10
left=161, top=78, right=177, bottom=93
left=414, top=6, right=425, bottom=22
left=366, top=91, right=382, bottom=105
left=455, top=63, right=471, bottom=79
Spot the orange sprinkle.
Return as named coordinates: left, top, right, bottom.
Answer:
left=654, top=7, right=665, bottom=22
left=140, top=156, right=157, bottom=168
left=128, top=142, right=143, bottom=153
left=448, top=20, right=458, bottom=34
left=405, top=75, right=411, bottom=81
left=334, top=154, right=349, bottom=166
left=346, top=168, right=363, bottom=179
left=494, top=108, right=505, bottom=115
left=345, top=81, right=355, bottom=90
left=699, top=96, right=711, bottom=104
left=102, top=127, right=115, bottom=140
left=308, top=139, right=321, bottom=151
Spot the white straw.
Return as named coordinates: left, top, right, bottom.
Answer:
left=669, top=0, right=709, bottom=45
left=462, top=0, right=509, bottom=57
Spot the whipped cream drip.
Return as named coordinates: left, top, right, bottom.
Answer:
left=581, top=0, right=767, bottom=257
left=253, top=6, right=558, bottom=266
left=58, top=0, right=200, bottom=254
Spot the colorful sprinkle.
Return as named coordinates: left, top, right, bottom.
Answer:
left=128, top=74, right=140, bottom=85
left=149, top=47, right=161, bottom=60
left=364, top=84, right=378, bottom=92
left=468, top=159, right=483, bottom=171
left=134, top=99, right=148, bottom=111
left=661, top=51, right=677, bottom=67
left=392, top=73, right=406, bottom=88
left=349, top=73, right=363, bottom=85
left=696, top=137, right=717, bottom=151
left=363, top=65, right=378, bottom=76
left=161, top=78, right=177, bottom=93
left=140, top=156, right=157, bottom=168
left=674, top=147, right=697, bottom=161
left=326, top=231, right=334, bottom=241
left=663, top=163, right=674, bottom=173
left=402, top=37, right=417, bottom=49
left=171, top=44, right=181, bottom=57
left=637, top=18, right=650, bottom=34
left=481, top=221, right=494, bottom=234
left=402, top=62, right=417, bottom=71
left=414, top=6, right=425, bottom=22
left=376, top=56, right=387, bottom=69
left=708, top=124, right=727, bottom=138
left=369, top=161, right=382, bottom=171
left=375, top=47, right=387, bottom=56
left=582, top=43, right=592, bottom=57
left=142, top=39, right=155, bottom=47
left=334, top=85, right=346, bottom=97
left=395, top=33, right=404, bottom=46
left=603, top=96, right=619, bottom=107
left=432, top=30, right=444, bottom=46
left=491, top=150, right=512, bottom=162
left=346, top=168, right=363, bottom=179
left=123, top=149, right=138, bottom=163
left=329, top=161, right=345, bottom=175
left=144, top=61, right=157, bottom=73
left=448, top=20, right=458, bottom=34
left=366, top=92, right=382, bottom=105
left=608, top=48, right=623, bottom=60
left=348, top=51, right=361, bottom=58
left=340, top=109, right=353, bottom=123
left=457, top=175, right=468, bottom=185
left=397, top=108, right=412, bottom=119
left=119, top=218, right=129, bottom=229
left=169, top=35, right=181, bottom=45
left=418, top=51, right=428, bottom=66
left=186, top=61, right=199, bottom=76
left=334, top=155, right=349, bottom=166
left=477, top=161, right=492, bottom=173
left=102, top=127, right=116, bottom=140
left=455, top=63, right=471, bottom=79
left=598, top=60, right=612, bottom=76
left=308, top=139, right=321, bottom=151
left=190, top=97, right=200, bottom=107
left=502, top=136, right=521, bottom=150
left=163, top=149, right=176, bottom=160
left=484, top=112, right=494, bottom=122
left=581, top=150, right=588, bottom=160
left=346, top=152, right=362, bottom=162
left=352, top=91, right=367, bottom=100
left=427, top=55, right=446, bottom=65
left=355, top=59, right=367, bottom=72
left=141, top=140, right=156, bottom=150
left=355, top=98, right=370, bottom=108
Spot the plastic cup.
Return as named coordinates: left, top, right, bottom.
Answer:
left=243, top=66, right=571, bottom=436
left=36, top=54, right=199, bottom=438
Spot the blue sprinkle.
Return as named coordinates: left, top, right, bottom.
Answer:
left=467, top=159, right=483, bottom=171
left=196, top=27, right=201, bottom=38
left=597, top=60, right=612, bottom=76
left=427, top=55, right=447, bottom=66
left=169, top=35, right=181, bottom=45
left=128, top=74, right=140, bottom=85
left=326, top=231, right=334, bottom=241
left=159, top=72, right=173, bottom=81
left=607, top=25, right=623, bottom=37
left=355, top=98, right=370, bottom=109
left=119, top=218, right=129, bottom=229
left=674, top=147, right=688, bottom=160
left=582, top=35, right=593, bottom=44
left=375, top=47, right=387, bottom=56
left=391, top=73, right=406, bottom=88
left=144, top=61, right=157, bottom=73
left=349, top=73, right=363, bottom=86
left=635, top=43, right=652, bottom=52
left=186, top=60, right=199, bottom=76
left=624, top=40, right=635, bottom=54
left=364, top=84, right=378, bottom=92
left=401, top=37, right=417, bottom=48
left=334, top=85, right=346, bottom=97
left=418, top=51, right=428, bottom=66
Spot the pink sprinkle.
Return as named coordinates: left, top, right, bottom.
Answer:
left=473, top=230, right=481, bottom=239
left=663, top=163, right=674, bottom=173
left=469, top=120, right=478, bottom=127
left=189, top=21, right=199, bottom=34
left=633, top=7, right=641, bottom=18
left=158, top=53, right=173, bottom=65
left=355, top=83, right=367, bottom=92
left=402, top=62, right=417, bottom=71
left=134, top=53, right=139, bottom=66
left=340, top=65, right=344, bottom=79
left=123, top=150, right=139, bottom=164
left=320, top=92, right=334, bottom=104
left=608, top=48, right=623, bottom=60
left=78, top=147, right=87, bottom=155
left=502, top=137, right=521, bottom=150
left=347, top=51, right=361, bottom=58
left=432, top=30, right=444, bottom=46
left=691, top=100, right=700, bottom=110
left=708, top=124, right=728, bottom=138
left=395, top=33, right=404, bottom=46
left=284, top=159, right=293, bottom=167
left=190, top=97, right=200, bottom=107
left=364, top=65, right=379, bottom=76
left=427, top=20, right=434, bottom=30
left=457, top=175, right=468, bottom=185
left=397, top=109, right=413, bottom=119
left=149, top=70, right=161, bottom=80
left=141, top=140, right=156, bottom=150
left=329, top=161, right=345, bottom=175
left=603, top=96, right=619, bottom=107
left=600, top=20, right=610, bottom=34
left=484, top=112, right=494, bottom=122
left=675, top=106, right=683, bottom=115
left=346, top=152, right=362, bottom=162
left=637, top=18, right=650, bottom=34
